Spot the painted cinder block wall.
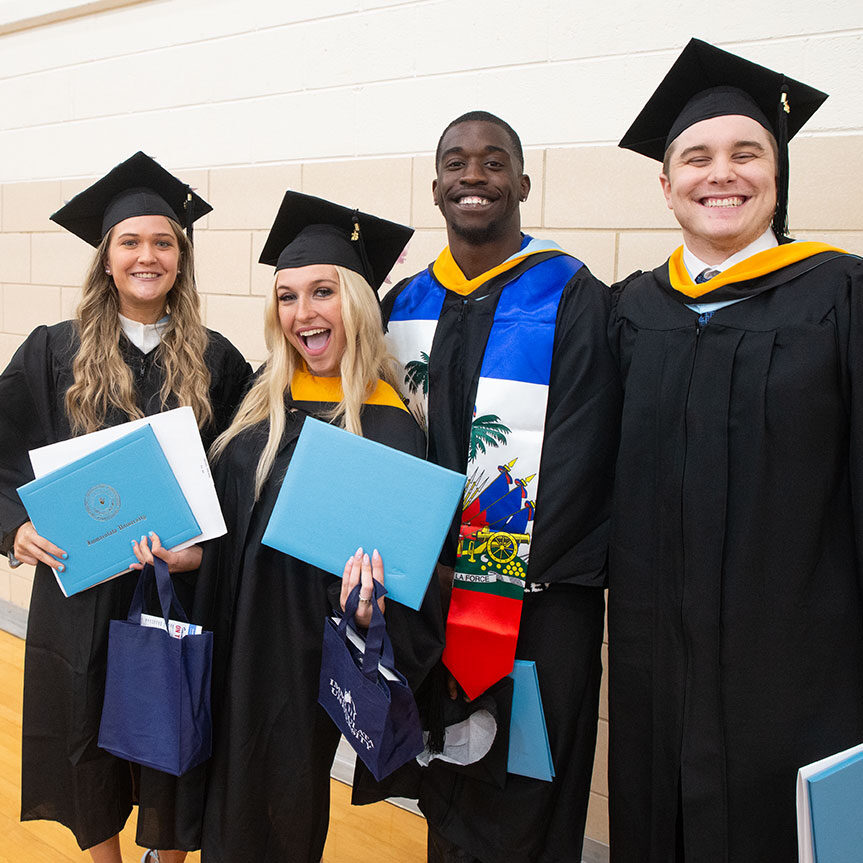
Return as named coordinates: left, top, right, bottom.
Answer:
left=1, top=0, right=861, bottom=851
left=1, top=0, right=861, bottom=180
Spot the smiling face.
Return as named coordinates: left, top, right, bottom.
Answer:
left=433, top=120, right=530, bottom=247
left=660, top=114, right=778, bottom=264
left=105, top=214, right=180, bottom=322
left=277, top=263, right=346, bottom=377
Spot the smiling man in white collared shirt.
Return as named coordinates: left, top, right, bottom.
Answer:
left=607, top=38, right=863, bottom=863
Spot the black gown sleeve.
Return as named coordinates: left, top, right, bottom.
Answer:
left=607, top=268, right=644, bottom=379
left=0, top=326, right=62, bottom=553
left=526, top=268, right=623, bottom=586
left=843, top=259, right=863, bottom=591
left=203, top=330, right=254, bottom=440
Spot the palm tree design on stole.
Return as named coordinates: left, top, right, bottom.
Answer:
left=405, top=352, right=430, bottom=396
left=404, top=352, right=430, bottom=428
left=469, top=413, right=511, bottom=462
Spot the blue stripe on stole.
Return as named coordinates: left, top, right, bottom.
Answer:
left=388, top=268, right=446, bottom=321
left=479, top=255, right=582, bottom=385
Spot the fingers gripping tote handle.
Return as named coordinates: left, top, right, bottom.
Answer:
left=338, top=579, right=395, bottom=681
left=126, top=555, right=188, bottom=628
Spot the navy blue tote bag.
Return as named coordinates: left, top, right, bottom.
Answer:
left=318, top=580, right=423, bottom=781
left=98, top=556, right=212, bottom=776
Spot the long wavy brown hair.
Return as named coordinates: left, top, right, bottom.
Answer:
left=65, top=217, right=213, bottom=434
left=210, top=265, right=400, bottom=499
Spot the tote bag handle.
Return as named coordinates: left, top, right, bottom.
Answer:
left=126, top=555, right=188, bottom=628
left=338, top=579, right=395, bottom=680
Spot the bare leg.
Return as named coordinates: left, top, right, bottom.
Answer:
left=88, top=834, right=122, bottom=863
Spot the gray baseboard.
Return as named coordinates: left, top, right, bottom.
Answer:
left=331, top=738, right=421, bottom=815
left=583, top=836, right=610, bottom=863
left=330, top=737, right=357, bottom=785
left=332, top=738, right=610, bottom=862
left=0, top=599, right=27, bottom=638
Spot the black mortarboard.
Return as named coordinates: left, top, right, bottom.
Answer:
left=619, top=38, right=828, bottom=236
left=50, top=151, right=212, bottom=246
left=258, top=191, right=414, bottom=291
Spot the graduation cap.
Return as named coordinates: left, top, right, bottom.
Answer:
left=258, top=191, right=414, bottom=291
left=619, top=38, right=828, bottom=236
left=50, top=151, right=212, bottom=246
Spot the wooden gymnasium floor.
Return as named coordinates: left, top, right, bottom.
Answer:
left=0, top=628, right=425, bottom=863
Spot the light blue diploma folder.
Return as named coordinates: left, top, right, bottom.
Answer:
left=808, top=748, right=863, bottom=862
left=262, top=416, right=465, bottom=610
left=507, top=660, right=555, bottom=782
left=17, top=424, right=200, bottom=596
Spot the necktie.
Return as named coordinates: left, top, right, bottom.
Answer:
left=693, top=268, right=720, bottom=328
left=695, top=267, right=720, bottom=283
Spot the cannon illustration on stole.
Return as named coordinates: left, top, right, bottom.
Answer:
left=457, top=525, right=530, bottom=565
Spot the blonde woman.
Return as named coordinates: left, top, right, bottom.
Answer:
left=182, top=192, right=444, bottom=863
left=0, top=153, right=251, bottom=863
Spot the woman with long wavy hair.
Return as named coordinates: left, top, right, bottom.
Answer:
left=0, top=152, right=251, bottom=863
left=169, top=191, right=443, bottom=862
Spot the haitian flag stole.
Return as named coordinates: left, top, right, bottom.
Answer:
left=387, top=241, right=583, bottom=699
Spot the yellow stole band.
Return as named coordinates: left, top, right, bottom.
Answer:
left=289, top=368, right=407, bottom=411
left=668, top=242, right=847, bottom=299
left=432, top=245, right=538, bottom=297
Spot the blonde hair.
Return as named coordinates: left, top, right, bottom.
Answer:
left=211, top=265, right=400, bottom=499
left=65, top=218, right=213, bottom=435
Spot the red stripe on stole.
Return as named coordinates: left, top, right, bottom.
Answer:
left=442, top=587, right=524, bottom=700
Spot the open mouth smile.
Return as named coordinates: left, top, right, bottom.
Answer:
left=298, top=327, right=331, bottom=353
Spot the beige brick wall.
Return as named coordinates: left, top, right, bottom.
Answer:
left=0, top=234, right=30, bottom=283
left=1, top=136, right=861, bottom=848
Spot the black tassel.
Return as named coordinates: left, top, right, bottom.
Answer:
left=425, top=662, right=447, bottom=754
left=773, top=79, right=791, bottom=239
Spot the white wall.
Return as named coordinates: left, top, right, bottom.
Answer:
left=0, top=0, right=860, bottom=183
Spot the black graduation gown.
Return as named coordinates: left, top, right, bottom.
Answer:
left=0, top=320, right=251, bottom=851
left=378, top=259, right=622, bottom=863
left=194, top=398, right=444, bottom=863
left=607, top=252, right=863, bottom=863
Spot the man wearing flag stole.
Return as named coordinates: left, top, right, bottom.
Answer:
left=382, top=111, right=622, bottom=863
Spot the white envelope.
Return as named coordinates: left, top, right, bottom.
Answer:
left=29, top=406, right=226, bottom=555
